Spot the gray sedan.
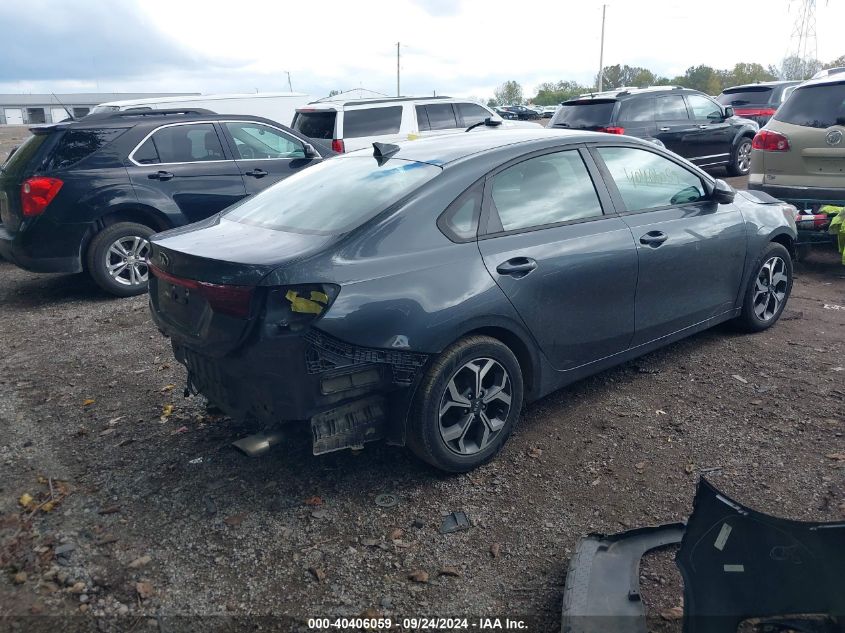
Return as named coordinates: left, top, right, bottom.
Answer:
left=148, top=129, right=797, bottom=472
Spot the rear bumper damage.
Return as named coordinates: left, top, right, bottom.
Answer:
left=172, top=327, right=429, bottom=454
left=561, top=478, right=845, bottom=633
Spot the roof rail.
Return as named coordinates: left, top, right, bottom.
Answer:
left=86, top=108, right=215, bottom=121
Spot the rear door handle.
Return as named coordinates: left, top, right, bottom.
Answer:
left=639, top=231, right=668, bottom=247
left=245, top=168, right=268, bottom=178
left=148, top=170, right=174, bottom=181
left=658, top=127, right=671, bottom=132
left=496, top=257, right=537, bottom=277
left=698, top=124, right=709, bottom=129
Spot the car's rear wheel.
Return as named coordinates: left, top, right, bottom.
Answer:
left=86, top=222, right=154, bottom=297
left=408, top=335, right=523, bottom=472
left=728, top=137, right=752, bottom=176
left=734, top=242, right=793, bottom=332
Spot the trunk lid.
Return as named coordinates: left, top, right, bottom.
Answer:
left=0, top=131, right=52, bottom=232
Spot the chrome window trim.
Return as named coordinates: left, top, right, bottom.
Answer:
left=127, top=121, right=232, bottom=167
left=220, top=119, right=320, bottom=160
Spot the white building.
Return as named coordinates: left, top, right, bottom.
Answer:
left=0, top=93, right=198, bottom=125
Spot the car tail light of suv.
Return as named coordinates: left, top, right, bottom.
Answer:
left=735, top=107, right=777, bottom=119
left=752, top=130, right=790, bottom=152
left=598, top=126, right=625, bottom=135
left=331, top=139, right=345, bottom=153
left=21, top=177, right=63, bottom=217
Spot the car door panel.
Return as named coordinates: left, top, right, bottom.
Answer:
left=653, top=95, right=697, bottom=158
left=684, top=94, right=733, bottom=165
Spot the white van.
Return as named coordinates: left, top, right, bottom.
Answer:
left=291, top=96, right=541, bottom=153
left=91, top=93, right=310, bottom=127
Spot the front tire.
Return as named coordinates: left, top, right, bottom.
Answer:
left=86, top=222, right=155, bottom=297
left=727, top=137, right=752, bottom=176
left=734, top=242, right=793, bottom=332
left=408, top=336, right=524, bottom=473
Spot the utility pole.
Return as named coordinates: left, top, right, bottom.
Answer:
left=597, top=4, right=607, bottom=92
left=396, top=42, right=401, bottom=97
left=284, top=71, right=293, bottom=92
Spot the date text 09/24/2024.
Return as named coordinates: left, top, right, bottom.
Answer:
left=307, top=617, right=529, bottom=630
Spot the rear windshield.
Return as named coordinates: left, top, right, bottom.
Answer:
left=224, top=156, right=440, bottom=235
left=44, top=128, right=126, bottom=170
left=343, top=107, right=403, bottom=138
left=550, top=100, right=615, bottom=128
left=774, top=82, right=845, bottom=128
left=292, top=111, right=336, bottom=139
left=717, top=87, right=774, bottom=106
left=0, top=133, right=48, bottom=177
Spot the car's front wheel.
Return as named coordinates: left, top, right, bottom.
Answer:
left=728, top=137, right=753, bottom=176
left=86, top=222, right=155, bottom=297
left=734, top=242, right=793, bottom=332
left=408, top=335, right=524, bottom=472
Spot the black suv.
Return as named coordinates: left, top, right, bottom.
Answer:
left=502, top=105, right=540, bottom=120
left=716, top=81, right=802, bottom=127
left=0, top=109, right=329, bottom=296
left=549, top=87, right=759, bottom=175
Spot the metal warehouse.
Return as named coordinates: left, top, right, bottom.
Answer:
left=0, top=93, right=198, bottom=125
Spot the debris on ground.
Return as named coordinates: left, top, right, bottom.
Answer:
left=439, top=511, right=470, bottom=534
left=408, top=570, right=429, bottom=583
left=374, top=493, right=398, bottom=508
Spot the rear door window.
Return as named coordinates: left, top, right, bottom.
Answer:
left=424, top=104, right=459, bottom=130
left=774, top=82, right=845, bottom=128
left=416, top=105, right=431, bottom=131
left=343, top=107, right=402, bottom=138
left=292, top=111, right=336, bottom=139
left=134, top=123, right=226, bottom=164
left=551, top=101, right=615, bottom=128
left=44, top=128, right=126, bottom=170
left=654, top=96, right=689, bottom=120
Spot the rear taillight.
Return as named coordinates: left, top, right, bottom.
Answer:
left=598, top=126, right=625, bottom=135
left=149, top=263, right=255, bottom=319
left=752, top=130, right=790, bottom=152
left=331, top=139, right=345, bottom=153
left=21, top=177, right=63, bottom=217
left=735, top=107, right=776, bottom=118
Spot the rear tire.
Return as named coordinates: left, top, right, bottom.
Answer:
left=727, top=137, right=752, bottom=176
left=86, top=222, right=155, bottom=297
left=407, top=335, right=524, bottom=473
left=734, top=242, right=793, bottom=332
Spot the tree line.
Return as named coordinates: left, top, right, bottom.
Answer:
left=488, top=54, right=845, bottom=107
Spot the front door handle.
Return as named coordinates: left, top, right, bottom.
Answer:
left=148, top=170, right=174, bottom=181
left=496, top=257, right=537, bottom=277
left=658, top=127, right=671, bottom=132
left=639, top=231, right=668, bottom=247
left=245, top=168, right=268, bottom=178
left=698, top=124, right=709, bottom=129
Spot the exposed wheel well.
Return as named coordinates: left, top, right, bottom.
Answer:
left=771, top=233, right=796, bottom=259
left=463, top=326, right=536, bottom=398
left=81, top=208, right=171, bottom=270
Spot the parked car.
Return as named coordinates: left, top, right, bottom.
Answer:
left=91, top=92, right=310, bottom=127
left=0, top=109, right=330, bottom=296
left=749, top=75, right=845, bottom=212
left=716, top=81, right=801, bottom=127
left=291, top=96, right=536, bottom=153
left=148, top=129, right=796, bottom=472
left=549, top=86, right=759, bottom=175
left=811, top=66, right=845, bottom=80
left=541, top=106, right=558, bottom=118
left=501, top=105, right=540, bottom=120
left=494, top=107, right=519, bottom=120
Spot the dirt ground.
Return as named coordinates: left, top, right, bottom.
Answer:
left=0, top=125, right=844, bottom=632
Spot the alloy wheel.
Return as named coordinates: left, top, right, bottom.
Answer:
left=753, top=256, right=788, bottom=321
left=107, top=235, right=150, bottom=287
left=737, top=140, right=752, bottom=173
left=438, top=358, right=512, bottom=455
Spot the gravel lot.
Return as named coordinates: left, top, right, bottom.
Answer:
left=0, top=124, right=843, bottom=631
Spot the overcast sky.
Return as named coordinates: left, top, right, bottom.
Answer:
left=1, top=0, right=843, bottom=100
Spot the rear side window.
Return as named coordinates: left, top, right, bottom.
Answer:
left=551, top=101, right=615, bottom=128
left=133, top=124, right=225, bottom=164
left=489, top=150, right=603, bottom=232
left=654, top=96, right=688, bottom=120
left=717, top=87, right=774, bottom=106
left=0, top=133, right=48, bottom=177
left=438, top=182, right=482, bottom=241
left=423, top=104, right=458, bottom=130
left=618, top=98, right=655, bottom=122
left=774, top=83, right=845, bottom=128
left=456, top=103, right=490, bottom=126
left=292, top=111, right=336, bottom=139
left=44, top=128, right=126, bottom=170
left=597, top=146, right=705, bottom=212
left=343, top=107, right=402, bottom=138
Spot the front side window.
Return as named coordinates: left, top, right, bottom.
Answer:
left=597, top=146, right=706, bottom=212
left=225, top=122, right=304, bottom=159
left=425, top=104, right=458, bottom=130
left=489, top=150, right=603, bottom=232
left=654, top=96, right=689, bottom=121
left=686, top=94, right=722, bottom=120
left=456, top=103, right=491, bottom=126
left=343, top=107, right=402, bottom=138
left=139, top=124, right=226, bottom=164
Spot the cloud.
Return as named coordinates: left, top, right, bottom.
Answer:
left=411, top=0, right=463, bottom=16
left=0, top=0, right=219, bottom=82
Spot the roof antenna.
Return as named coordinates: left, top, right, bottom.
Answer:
left=50, top=92, right=75, bottom=121
left=372, top=141, right=400, bottom=165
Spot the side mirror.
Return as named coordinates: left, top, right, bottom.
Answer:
left=303, top=142, right=320, bottom=159
left=724, top=106, right=734, bottom=118
left=710, top=178, right=735, bottom=204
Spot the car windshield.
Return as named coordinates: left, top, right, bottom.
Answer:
left=550, top=100, right=615, bottom=128
left=717, top=87, right=774, bottom=106
left=774, top=82, right=845, bottom=128
left=224, top=156, right=441, bottom=235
